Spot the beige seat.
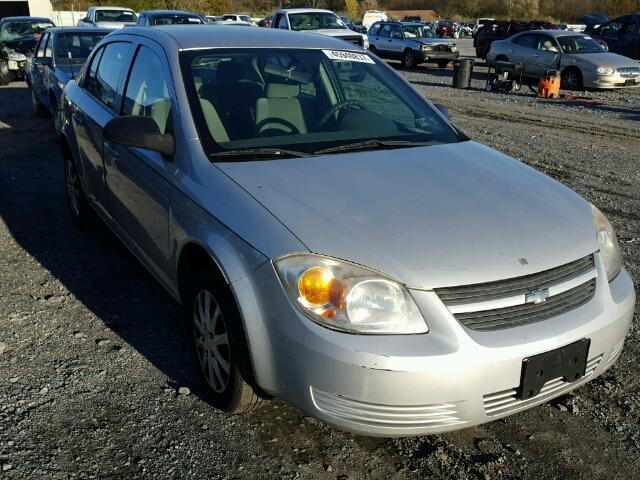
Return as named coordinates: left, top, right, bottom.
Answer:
left=255, top=83, right=307, bottom=136
left=199, top=98, right=229, bottom=143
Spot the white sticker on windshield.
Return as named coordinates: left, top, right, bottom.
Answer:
left=322, top=50, right=375, bottom=64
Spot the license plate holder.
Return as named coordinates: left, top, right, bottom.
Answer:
left=8, top=60, right=17, bottom=70
left=625, top=79, right=636, bottom=86
left=517, top=339, right=590, bottom=400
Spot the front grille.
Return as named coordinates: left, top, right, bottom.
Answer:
left=436, top=255, right=594, bottom=305
left=310, top=387, right=466, bottom=430
left=617, top=67, right=640, bottom=78
left=483, top=355, right=602, bottom=417
left=454, top=279, right=596, bottom=331
left=433, top=44, right=452, bottom=52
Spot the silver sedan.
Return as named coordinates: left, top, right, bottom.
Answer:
left=59, top=26, right=634, bottom=437
left=487, top=30, right=640, bottom=89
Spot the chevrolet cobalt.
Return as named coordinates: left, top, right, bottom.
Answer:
left=59, top=26, right=635, bottom=436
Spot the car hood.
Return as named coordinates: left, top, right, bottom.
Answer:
left=217, top=141, right=598, bottom=289
left=310, top=28, right=363, bottom=38
left=2, top=37, right=37, bottom=54
left=571, top=52, right=640, bottom=68
left=94, top=21, right=135, bottom=28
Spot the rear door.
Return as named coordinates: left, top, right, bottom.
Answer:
left=388, top=24, right=404, bottom=56
left=71, top=41, right=133, bottom=218
left=102, top=40, right=176, bottom=277
left=376, top=23, right=393, bottom=55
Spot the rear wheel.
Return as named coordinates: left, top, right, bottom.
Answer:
left=561, top=68, right=583, bottom=91
left=0, top=61, right=11, bottom=86
left=437, top=60, right=450, bottom=68
left=64, top=153, right=92, bottom=227
left=184, top=271, right=262, bottom=413
left=53, top=99, right=64, bottom=139
left=402, top=50, right=417, bottom=69
left=495, top=55, right=509, bottom=63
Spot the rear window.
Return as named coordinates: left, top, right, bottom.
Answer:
left=95, top=10, right=136, bottom=22
left=151, top=15, right=203, bottom=25
left=54, top=32, right=108, bottom=65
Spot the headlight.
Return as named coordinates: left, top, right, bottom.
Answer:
left=421, top=45, right=433, bottom=51
left=274, top=254, right=427, bottom=334
left=6, top=51, right=26, bottom=61
left=595, top=66, right=614, bottom=75
left=592, top=205, right=622, bottom=281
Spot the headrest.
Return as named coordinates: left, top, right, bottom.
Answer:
left=266, top=83, right=300, bottom=98
left=216, top=61, right=243, bottom=82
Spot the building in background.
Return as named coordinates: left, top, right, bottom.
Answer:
left=0, top=0, right=52, bottom=19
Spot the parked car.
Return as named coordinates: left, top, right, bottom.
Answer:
left=457, top=23, right=473, bottom=37
left=77, top=7, right=137, bottom=29
left=59, top=25, right=634, bottom=437
left=487, top=30, right=640, bottom=89
left=473, top=17, right=494, bottom=38
left=368, top=21, right=458, bottom=68
left=403, top=15, right=421, bottom=22
left=474, top=20, right=556, bottom=59
left=362, top=10, right=387, bottom=31
left=435, top=20, right=458, bottom=38
left=221, top=14, right=257, bottom=26
left=136, top=10, right=205, bottom=27
left=272, top=9, right=368, bottom=48
left=29, top=27, right=111, bottom=136
left=588, top=13, right=640, bottom=60
left=0, top=16, right=54, bottom=84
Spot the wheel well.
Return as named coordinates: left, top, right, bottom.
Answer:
left=496, top=54, right=509, bottom=62
left=562, top=66, right=581, bottom=76
left=48, top=90, right=58, bottom=108
left=177, top=243, right=227, bottom=301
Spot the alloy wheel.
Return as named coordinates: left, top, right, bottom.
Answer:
left=562, top=71, right=579, bottom=90
left=193, top=290, right=231, bottom=393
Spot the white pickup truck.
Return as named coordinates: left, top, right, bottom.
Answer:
left=77, top=7, right=137, bottom=29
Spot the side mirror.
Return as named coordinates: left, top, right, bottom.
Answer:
left=434, top=104, right=449, bottom=119
left=104, top=116, right=175, bottom=158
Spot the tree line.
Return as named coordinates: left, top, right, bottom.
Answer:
left=54, top=0, right=640, bottom=21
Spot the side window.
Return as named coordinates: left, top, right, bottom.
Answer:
left=44, top=35, right=53, bottom=58
left=536, top=35, right=558, bottom=52
left=85, top=46, right=104, bottom=91
left=513, top=33, right=537, bottom=49
left=122, top=46, right=172, bottom=135
left=368, top=23, right=380, bottom=36
left=379, top=24, right=391, bottom=37
left=390, top=25, right=402, bottom=39
left=88, top=42, right=131, bottom=111
left=599, top=21, right=622, bottom=35
left=278, top=14, right=289, bottom=29
left=35, top=33, right=49, bottom=58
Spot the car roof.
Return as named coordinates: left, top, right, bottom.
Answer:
left=515, top=29, right=589, bottom=38
left=277, top=9, right=334, bottom=14
left=1, top=16, right=53, bottom=23
left=93, top=6, right=135, bottom=11
left=108, top=25, right=363, bottom=51
left=46, top=27, right=113, bottom=34
left=142, top=10, right=199, bottom=17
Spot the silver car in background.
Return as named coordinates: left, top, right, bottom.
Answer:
left=59, top=26, right=634, bottom=437
left=487, top=30, right=640, bottom=89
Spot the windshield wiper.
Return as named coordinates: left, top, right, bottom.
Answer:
left=314, top=139, right=436, bottom=155
left=210, top=148, right=309, bottom=160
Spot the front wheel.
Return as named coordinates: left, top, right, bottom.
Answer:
left=561, top=68, right=583, bottom=91
left=64, top=154, right=92, bottom=226
left=402, top=50, right=417, bottom=69
left=54, top=103, right=64, bottom=139
left=184, top=272, right=262, bottom=413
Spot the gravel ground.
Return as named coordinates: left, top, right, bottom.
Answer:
left=1, top=41, right=639, bottom=478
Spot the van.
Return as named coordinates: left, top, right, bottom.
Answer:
left=362, top=10, right=387, bottom=31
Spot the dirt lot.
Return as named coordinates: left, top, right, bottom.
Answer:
left=1, top=41, right=639, bottom=479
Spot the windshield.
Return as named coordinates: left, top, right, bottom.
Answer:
left=0, top=21, right=54, bottom=42
left=403, top=25, right=436, bottom=39
left=152, top=15, right=203, bottom=25
left=288, top=12, right=346, bottom=31
left=558, top=35, right=604, bottom=54
left=54, top=32, right=108, bottom=65
left=181, top=48, right=461, bottom=157
left=95, top=10, right=136, bottom=23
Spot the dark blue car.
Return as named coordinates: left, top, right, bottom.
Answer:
left=589, top=13, right=640, bottom=60
left=29, top=27, right=111, bottom=136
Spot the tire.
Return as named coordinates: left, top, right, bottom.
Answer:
left=437, top=60, right=450, bottom=68
left=53, top=101, right=64, bottom=139
left=183, top=271, right=262, bottom=413
left=0, top=61, right=12, bottom=86
left=402, top=50, right=417, bottom=69
left=32, top=89, right=48, bottom=118
left=64, top=153, right=92, bottom=227
left=561, top=68, right=583, bottom=91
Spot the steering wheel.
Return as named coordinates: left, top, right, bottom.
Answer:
left=255, top=117, right=301, bottom=136
left=318, top=100, right=367, bottom=129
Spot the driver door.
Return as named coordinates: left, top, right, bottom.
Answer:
left=533, top=34, right=561, bottom=76
left=388, top=25, right=404, bottom=57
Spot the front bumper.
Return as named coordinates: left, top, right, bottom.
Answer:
left=584, top=71, right=640, bottom=89
left=232, top=259, right=635, bottom=437
left=7, top=59, right=27, bottom=77
left=418, top=50, right=459, bottom=63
